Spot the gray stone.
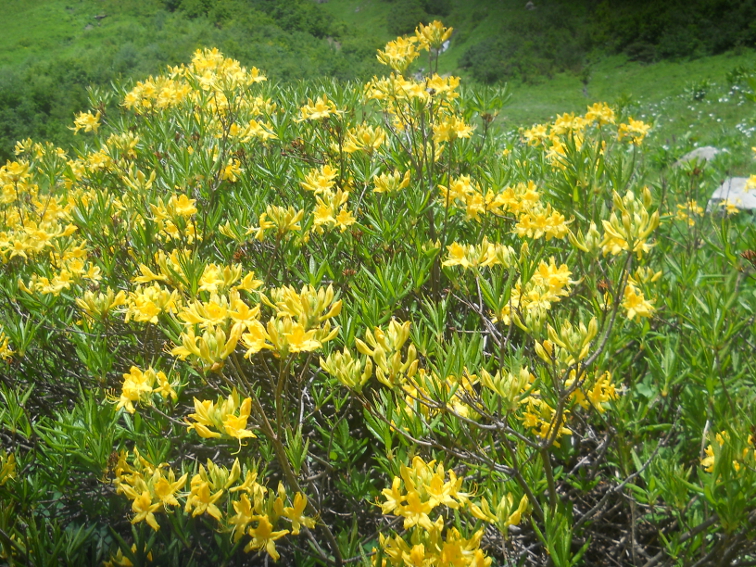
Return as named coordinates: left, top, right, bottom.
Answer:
left=707, top=177, right=756, bottom=211
left=674, top=146, right=721, bottom=167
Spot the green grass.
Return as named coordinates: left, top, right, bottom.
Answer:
left=320, top=0, right=396, bottom=45
left=500, top=51, right=756, bottom=175
left=2, top=0, right=156, bottom=67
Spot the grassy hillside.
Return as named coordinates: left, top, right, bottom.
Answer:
left=508, top=51, right=756, bottom=172
left=2, top=0, right=756, bottom=167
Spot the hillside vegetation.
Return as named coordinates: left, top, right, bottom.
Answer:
left=3, top=0, right=756, bottom=162
left=2, top=21, right=756, bottom=567
left=2, top=12, right=756, bottom=567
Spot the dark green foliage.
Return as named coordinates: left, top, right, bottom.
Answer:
left=422, top=0, right=452, bottom=17
left=460, top=0, right=756, bottom=84
left=592, top=0, right=756, bottom=62
left=460, top=4, right=588, bottom=84
left=0, top=0, right=382, bottom=162
left=386, top=0, right=428, bottom=36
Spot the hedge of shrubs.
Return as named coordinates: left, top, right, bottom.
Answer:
left=1, top=21, right=755, bottom=567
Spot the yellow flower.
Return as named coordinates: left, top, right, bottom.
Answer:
left=300, top=164, right=338, bottom=194
left=171, top=323, right=242, bottom=371
left=373, top=170, right=410, bottom=194
left=186, top=401, right=223, bottom=439
left=117, top=366, right=172, bottom=414
left=334, top=207, right=356, bottom=232
left=376, top=36, right=420, bottom=73
left=343, top=124, right=386, bottom=153
left=514, top=204, right=569, bottom=241
left=584, top=102, right=615, bottom=125
left=617, top=117, right=651, bottom=145
left=320, top=348, right=373, bottom=391
left=282, top=492, right=315, bottom=535
left=622, top=283, right=655, bottom=321
left=72, top=111, right=101, bottom=134
left=124, top=283, right=179, bottom=324
left=221, top=159, right=243, bottom=182
left=242, top=321, right=272, bottom=357
left=433, top=115, right=475, bottom=144
left=0, top=331, right=14, bottom=361
left=151, top=469, right=187, bottom=507
left=746, top=174, right=756, bottom=191
left=185, top=474, right=224, bottom=520
left=245, top=515, right=289, bottom=560
left=701, top=431, right=729, bottom=473
left=311, top=188, right=354, bottom=233
left=169, top=193, right=198, bottom=217
left=356, top=319, right=417, bottom=387
left=186, top=390, right=256, bottom=440
left=248, top=205, right=304, bottom=241
left=298, top=95, right=341, bottom=121
left=443, top=242, right=472, bottom=269
left=414, top=20, right=453, bottom=51
left=0, top=452, right=16, bottom=486
left=284, top=323, right=322, bottom=353
left=442, top=239, right=514, bottom=270
left=229, top=494, right=255, bottom=541
left=479, top=367, right=530, bottom=412
left=76, top=288, right=127, bottom=320
left=600, top=189, right=659, bottom=258
left=131, top=490, right=161, bottom=531
left=720, top=199, right=740, bottom=215
left=404, top=543, right=427, bottom=567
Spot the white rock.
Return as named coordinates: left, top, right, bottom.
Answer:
left=674, top=146, right=721, bottom=167
left=707, top=177, right=756, bottom=211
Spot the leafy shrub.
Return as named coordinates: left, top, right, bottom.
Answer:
left=1, top=19, right=756, bottom=567
left=386, top=0, right=428, bottom=36
left=421, top=0, right=451, bottom=17
left=597, top=0, right=756, bottom=60
left=460, top=5, right=588, bottom=84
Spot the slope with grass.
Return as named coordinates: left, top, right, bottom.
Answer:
left=2, top=0, right=756, bottom=166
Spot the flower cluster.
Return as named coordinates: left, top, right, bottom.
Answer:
left=185, top=389, right=256, bottom=441
left=0, top=20, right=677, bottom=565
left=600, top=188, right=659, bottom=259
left=523, top=104, right=650, bottom=169
left=112, top=450, right=313, bottom=561
left=114, top=449, right=188, bottom=531
left=355, top=319, right=418, bottom=388
left=495, top=258, right=575, bottom=330
left=376, top=456, right=526, bottom=567
left=442, top=238, right=515, bottom=270
left=116, top=366, right=178, bottom=414
left=0, top=450, right=16, bottom=486
left=701, top=431, right=756, bottom=475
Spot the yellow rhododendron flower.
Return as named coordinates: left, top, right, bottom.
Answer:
left=117, top=366, right=176, bottom=414
left=185, top=389, right=256, bottom=440
left=131, top=491, right=161, bottom=531
left=72, top=111, right=101, bottom=134
left=245, top=515, right=289, bottom=560
left=185, top=475, right=224, bottom=520
left=622, top=283, right=655, bottom=321
left=298, top=94, right=341, bottom=121
left=0, top=452, right=16, bottom=486
left=617, top=117, right=651, bottom=145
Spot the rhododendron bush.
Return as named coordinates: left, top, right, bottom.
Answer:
left=1, top=22, right=756, bottom=567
